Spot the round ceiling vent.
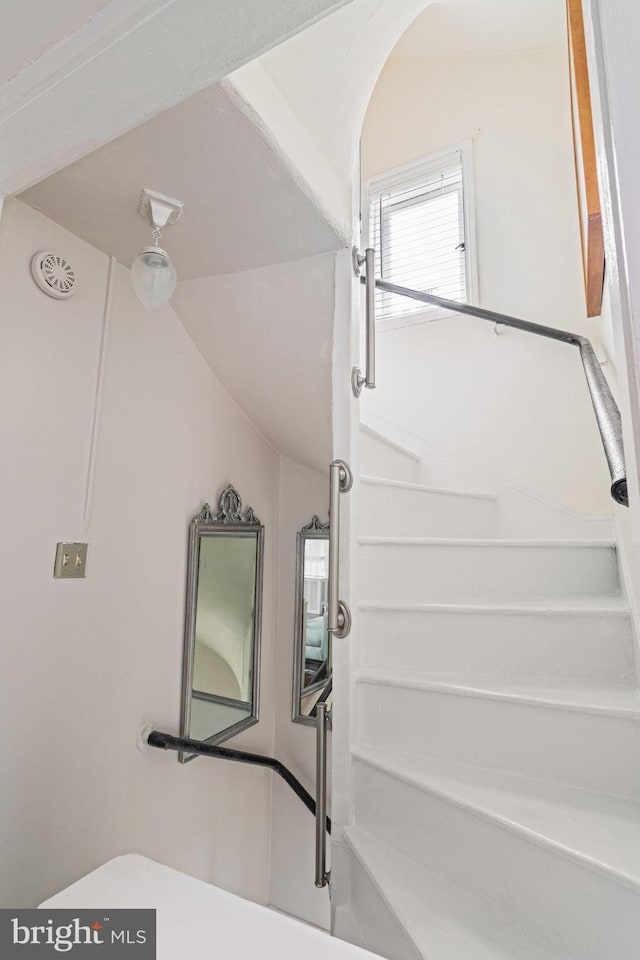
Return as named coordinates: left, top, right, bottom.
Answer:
left=31, top=251, right=76, bottom=300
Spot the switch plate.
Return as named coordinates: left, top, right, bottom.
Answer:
left=54, top=542, right=88, bottom=579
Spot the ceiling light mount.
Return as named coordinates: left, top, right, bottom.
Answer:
left=137, top=188, right=184, bottom=231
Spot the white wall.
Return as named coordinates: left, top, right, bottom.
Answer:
left=223, top=0, right=438, bottom=245
left=268, top=457, right=331, bottom=928
left=249, top=0, right=439, bottom=187
left=0, top=199, right=280, bottom=907
left=360, top=52, right=612, bottom=515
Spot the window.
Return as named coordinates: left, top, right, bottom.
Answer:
left=365, top=145, right=475, bottom=325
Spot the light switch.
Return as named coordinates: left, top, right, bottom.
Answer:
left=54, top=542, right=88, bottom=579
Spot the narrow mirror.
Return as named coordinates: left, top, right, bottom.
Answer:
left=292, top=516, right=332, bottom=725
left=180, top=485, right=264, bottom=762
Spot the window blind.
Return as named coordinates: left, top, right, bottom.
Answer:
left=368, top=151, right=467, bottom=321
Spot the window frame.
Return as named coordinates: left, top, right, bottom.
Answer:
left=361, top=140, right=479, bottom=333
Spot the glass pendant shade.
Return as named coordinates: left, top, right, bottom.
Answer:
left=131, top=244, right=177, bottom=310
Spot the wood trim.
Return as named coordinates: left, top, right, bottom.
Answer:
left=567, top=0, right=605, bottom=317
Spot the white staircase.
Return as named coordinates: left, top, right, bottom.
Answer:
left=333, top=424, right=640, bottom=960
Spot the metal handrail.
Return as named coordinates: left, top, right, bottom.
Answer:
left=328, top=460, right=353, bottom=637
left=315, top=702, right=330, bottom=888
left=147, top=730, right=331, bottom=834
left=370, top=276, right=628, bottom=507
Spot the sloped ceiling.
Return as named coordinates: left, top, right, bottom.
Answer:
left=0, top=0, right=356, bottom=196
left=172, top=254, right=334, bottom=475
left=0, top=0, right=112, bottom=86
left=20, top=83, right=343, bottom=280
left=18, top=69, right=340, bottom=472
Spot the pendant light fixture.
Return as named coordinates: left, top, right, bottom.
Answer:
left=131, top=188, right=184, bottom=310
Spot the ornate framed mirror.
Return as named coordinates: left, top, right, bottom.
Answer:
left=292, top=515, right=332, bottom=726
left=179, top=485, right=264, bottom=762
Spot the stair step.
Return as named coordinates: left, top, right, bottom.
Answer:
left=344, top=827, right=567, bottom=960
left=351, top=760, right=640, bottom=960
left=359, top=476, right=497, bottom=537
left=353, top=747, right=640, bottom=887
left=356, top=673, right=640, bottom=798
left=361, top=477, right=494, bottom=499
left=359, top=425, right=421, bottom=484
left=358, top=538, right=620, bottom=602
left=358, top=600, right=634, bottom=680
left=357, top=671, right=640, bottom=717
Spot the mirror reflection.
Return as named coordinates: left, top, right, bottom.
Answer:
left=191, top=533, right=257, bottom=734
left=180, top=486, right=263, bottom=760
left=293, top=516, right=332, bottom=724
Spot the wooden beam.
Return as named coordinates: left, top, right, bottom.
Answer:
left=568, top=0, right=605, bottom=318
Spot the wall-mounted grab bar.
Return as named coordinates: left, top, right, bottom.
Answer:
left=147, top=730, right=331, bottom=834
left=315, top=702, right=330, bottom=888
left=352, top=248, right=376, bottom=397
left=328, top=460, right=353, bottom=638
left=358, top=269, right=628, bottom=507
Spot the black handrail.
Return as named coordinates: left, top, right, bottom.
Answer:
left=147, top=730, right=331, bottom=834
left=369, top=276, right=628, bottom=506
